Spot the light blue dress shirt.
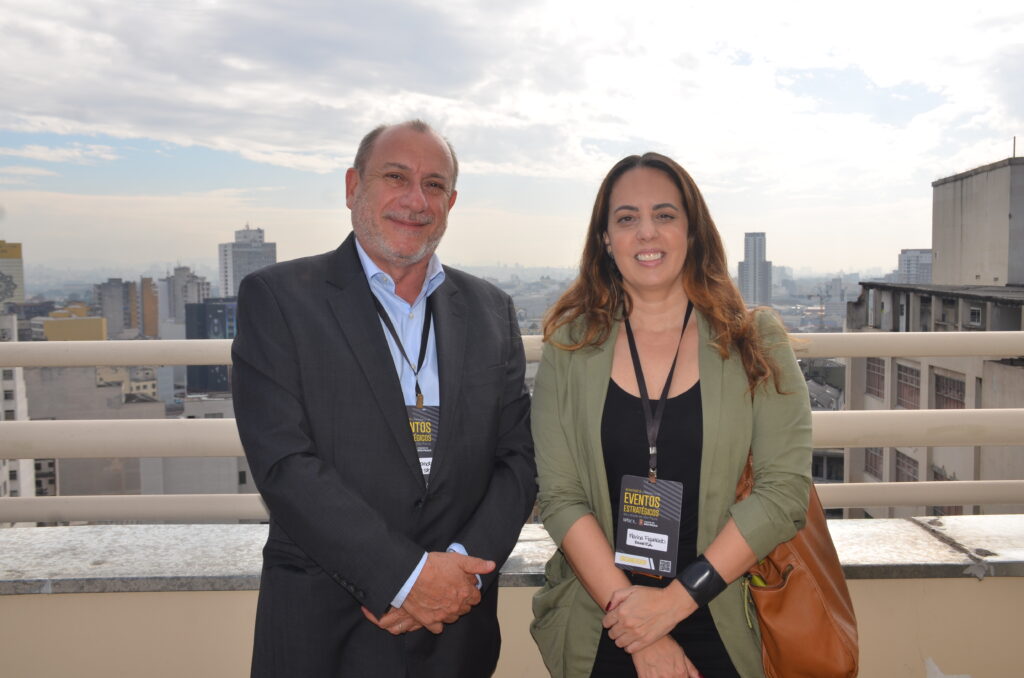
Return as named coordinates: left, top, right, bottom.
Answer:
left=354, top=240, right=477, bottom=610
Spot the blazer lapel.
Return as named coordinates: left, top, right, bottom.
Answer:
left=428, top=273, right=465, bottom=485
left=324, top=236, right=423, bottom=486
left=696, top=310, right=726, bottom=552
left=582, top=322, right=618, bottom=541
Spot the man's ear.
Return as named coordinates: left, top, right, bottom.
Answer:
left=345, top=168, right=359, bottom=209
left=448, top=189, right=458, bottom=211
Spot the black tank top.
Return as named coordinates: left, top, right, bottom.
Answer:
left=593, top=379, right=740, bottom=678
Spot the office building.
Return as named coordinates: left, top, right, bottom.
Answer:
left=218, top=225, right=276, bottom=298
left=140, top=277, right=158, bottom=338
left=897, top=249, right=932, bottom=284
left=0, top=241, right=25, bottom=305
left=185, top=297, right=238, bottom=393
left=159, top=266, right=211, bottom=333
left=157, top=268, right=211, bottom=401
left=738, top=232, right=772, bottom=306
left=94, top=278, right=139, bottom=339
left=845, top=157, right=1024, bottom=517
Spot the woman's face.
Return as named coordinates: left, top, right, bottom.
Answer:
left=603, top=167, right=688, bottom=295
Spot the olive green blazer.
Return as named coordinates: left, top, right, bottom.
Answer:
left=530, top=309, right=812, bottom=678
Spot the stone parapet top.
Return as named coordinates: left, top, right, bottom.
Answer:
left=1, top=517, right=1022, bottom=596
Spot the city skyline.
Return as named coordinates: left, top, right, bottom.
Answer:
left=1, top=1, right=1022, bottom=275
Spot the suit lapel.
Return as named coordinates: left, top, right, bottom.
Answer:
left=324, top=235, right=424, bottom=486
left=428, top=273, right=465, bottom=485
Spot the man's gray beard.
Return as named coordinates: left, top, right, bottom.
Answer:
left=351, top=207, right=447, bottom=268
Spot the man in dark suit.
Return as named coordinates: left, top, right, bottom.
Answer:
left=232, top=120, right=536, bottom=677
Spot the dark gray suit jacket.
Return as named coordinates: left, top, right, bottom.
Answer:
left=232, top=233, right=536, bottom=677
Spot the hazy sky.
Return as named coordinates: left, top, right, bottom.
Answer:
left=1, top=0, right=1021, bottom=277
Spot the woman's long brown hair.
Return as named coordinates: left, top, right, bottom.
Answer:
left=543, top=152, right=782, bottom=392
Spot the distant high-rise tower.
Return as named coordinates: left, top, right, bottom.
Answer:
left=140, top=277, right=159, bottom=338
left=94, top=278, right=139, bottom=339
left=218, top=225, right=276, bottom=297
left=0, top=240, right=26, bottom=305
left=158, top=266, right=210, bottom=328
left=897, top=249, right=932, bottom=284
left=738, top=232, right=773, bottom=307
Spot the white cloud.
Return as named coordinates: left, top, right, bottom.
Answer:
left=0, top=0, right=1021, bottom=272
left=0, top=144, right=118, bottom=164
left=0, top=166, right=59, bottom=176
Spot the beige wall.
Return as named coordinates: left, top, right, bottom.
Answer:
left=932, top=164, right=1011, bottom=286
left=1, top=579, right=1021, bottom=678
left=43, top=317, right=107, bottom=341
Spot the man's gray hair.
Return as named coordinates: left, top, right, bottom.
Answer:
left=353, top=119, right=459, bottom=188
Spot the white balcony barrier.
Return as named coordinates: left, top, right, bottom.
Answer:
left=3, top=409, right=1024, bottom=460
left=2, top=330, right=1023, bottom=522
left=1, top=329, right=1022, bottom=368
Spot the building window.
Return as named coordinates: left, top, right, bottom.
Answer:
left=8, top=470, right=16, bottom=481
left=895, top=364, right=920, bottom=409
left=865, top=358, right=885, bottom=399
left=3, top=410, right=13, bottom=420
left=204, top=412, right=225, bottom=419
left=935, top=374, right=965, bottom=409
left=2, top=390, right=12, bottom=401
left=864, top=447, right=883, bottom=479
left=811, top=453, right=844, bottom=482
left=895, top=451, right=919, bottom=482
left=1, top=369, right=13, bottom=380
left=968, top=307, right=982, bottom=326
left=238, top=471, right=247, bottom=485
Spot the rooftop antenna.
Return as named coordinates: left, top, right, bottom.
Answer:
left=1014, top=136, right=1017, bottom=158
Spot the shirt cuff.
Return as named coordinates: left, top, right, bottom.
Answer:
left=447, top=542, right=482, bottom=590
left=391, top=551, right=428, bottom=608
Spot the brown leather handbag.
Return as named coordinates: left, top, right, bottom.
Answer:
left=735, top=455, right=859, bottom=678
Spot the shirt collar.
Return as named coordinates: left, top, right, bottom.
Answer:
left=354, top=236, right=446, bottom=303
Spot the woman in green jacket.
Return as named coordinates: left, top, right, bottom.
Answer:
left=530, top=152, right=812, bottom=678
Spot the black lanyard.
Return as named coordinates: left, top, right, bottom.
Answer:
left=623, top=300, right=694, bottom=482
left=371, top=295, right=433, bottom=408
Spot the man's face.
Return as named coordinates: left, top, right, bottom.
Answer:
left=346, top=126, right=458, bottom=273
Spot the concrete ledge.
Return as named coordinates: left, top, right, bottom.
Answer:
left=2, top=517, right=1022, bottom=596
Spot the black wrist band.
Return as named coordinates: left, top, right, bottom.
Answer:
left=677, top=554, right=727, bottom=607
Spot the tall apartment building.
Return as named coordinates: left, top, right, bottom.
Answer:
left=0, top=241, right=25, bottom=305
left=94, top=278, right=138, bottom=339
left=218, top=225, right=276, bottom=297
left=845, top=157, right=1024, bottom=518
left=897, top=249, right=932, bottom=284
left=738, top=232, right=772, bottom=307
left=140, top=277, right=158, bottom=338
left=1, top=313, right=34, bottom=520
left=157, top=266, right=211, bottom=341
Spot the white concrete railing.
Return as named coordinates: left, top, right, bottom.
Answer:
left=1, top=331, right=1023, bottom=522
left=1, top=330, right=1023, bottom=367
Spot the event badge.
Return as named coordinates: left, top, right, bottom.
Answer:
left=408, top=405, right=439, bottom=480
left=614, top=474, right=683, bottom=578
